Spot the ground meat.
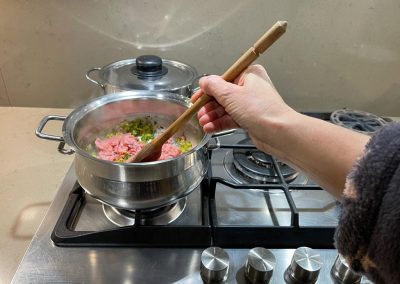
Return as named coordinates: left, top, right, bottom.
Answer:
left=159, top=143, right=182, bottom=160
left=94, top=133, right=182, bottom=162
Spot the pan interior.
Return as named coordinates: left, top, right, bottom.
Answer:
left=71, top=97, right=205, bottom=154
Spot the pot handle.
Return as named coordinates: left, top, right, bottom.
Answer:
left=207, top=129, right=238, bottom=150
left=57, top=141, right=75, bottom=155
left=211, top=129, right=237, bottom=138
left=36, top=115, right=66, bottom=142
left=85, top=67, right=105, bottom=89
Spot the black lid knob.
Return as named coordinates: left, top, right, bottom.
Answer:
left=132, top=55, right=168, bottom=77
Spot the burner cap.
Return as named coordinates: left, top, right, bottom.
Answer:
left=103, top=198, right=186, bottom=226
left=330, top=109, right=388, bottom=135
left=232, top=138, right=298, bottom=183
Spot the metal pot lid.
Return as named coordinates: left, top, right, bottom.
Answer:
left=98, top=55, right=198, bottom=91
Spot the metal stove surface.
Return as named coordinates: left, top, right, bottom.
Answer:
left=12, top=130, right=373, bottom=283
left=211, top=130, right=340, bottom=228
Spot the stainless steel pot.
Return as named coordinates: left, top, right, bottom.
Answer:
left=36, top=91, right=212, bottom=210
left=85, top=55, right=198, bottom=97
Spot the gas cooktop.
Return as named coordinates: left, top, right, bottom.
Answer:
left=12, top=111, right=381, bottom=283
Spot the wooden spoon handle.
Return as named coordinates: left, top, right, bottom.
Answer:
left=130, top=21, right=287, bottom=162
left=222, top=20, right=287, bottom=82
left=162, top=20, right=288, bottom=142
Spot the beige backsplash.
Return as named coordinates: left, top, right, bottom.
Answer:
left=0, top=0, right=399, bottom=116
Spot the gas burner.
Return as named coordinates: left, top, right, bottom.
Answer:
left=224, top=138, right=300, bottom=184
left=330, top=108, right=388, bottom=135
left=102, top=198, right=186, bottom=226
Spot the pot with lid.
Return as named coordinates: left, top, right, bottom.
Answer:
left=85, top=55, right=198, bottom=97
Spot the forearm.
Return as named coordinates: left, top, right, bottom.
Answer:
left=255, top=111, right=370, bottom=199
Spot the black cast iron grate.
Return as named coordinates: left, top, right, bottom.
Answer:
left=51, top=146, right=335, bottom=249
left=51, top=180, right=212, bottom=247
left=208, top=143, right=335, bottom=248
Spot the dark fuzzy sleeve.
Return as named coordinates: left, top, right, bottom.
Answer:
left=334, top=122, right=400, bottom=284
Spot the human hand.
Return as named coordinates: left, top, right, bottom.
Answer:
left=191, top=64, right=298, bottom=154
left=191, top=64, right=294, bottom=134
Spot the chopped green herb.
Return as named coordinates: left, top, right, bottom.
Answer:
left=105, top=130, right=121, bottom=138
left=85, top=145, right=97, bottom=157
left=120, top=118, right=155, bottom=141
left=176, top=136, right=193, bottom=153
left=141, top=133, right=154, bottom=142
left=116, top=153, right=130, bottom=162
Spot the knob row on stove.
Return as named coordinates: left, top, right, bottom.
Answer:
left=200, top=247, right=362, bottom=284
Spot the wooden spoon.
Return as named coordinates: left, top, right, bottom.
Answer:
left=128, top=21, right=288, bottom=163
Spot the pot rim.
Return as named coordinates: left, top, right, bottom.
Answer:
left=62, top=90, right=211, bottom=166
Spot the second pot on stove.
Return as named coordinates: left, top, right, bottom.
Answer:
left=85, top=55, right=198, bottom=97
left=36, top=90, right=213, bottom=210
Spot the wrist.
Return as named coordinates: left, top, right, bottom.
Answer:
left=261, top=106, right=302, bottom=142
left=249, top=106, right=302, bottom=158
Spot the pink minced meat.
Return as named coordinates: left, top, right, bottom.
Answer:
left=94, top=133, right=181, bottom=162
left=158, top=143, right=182, bottom=160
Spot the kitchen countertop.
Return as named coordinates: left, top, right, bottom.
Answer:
left=0, top=107, right=73, bottom=284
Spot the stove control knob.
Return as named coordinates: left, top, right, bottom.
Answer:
left=284, top=247, right=322, bottom=283
left=331, top=254, right=362, bottom=283
left=245, top=247, right=276, bottom=283
left=200, top=247, right=229, bottom=283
